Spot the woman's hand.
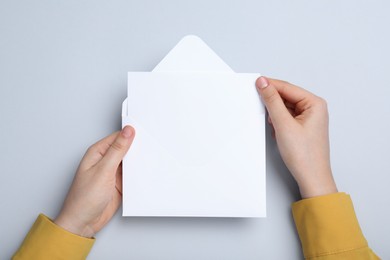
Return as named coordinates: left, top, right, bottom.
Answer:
left=54, top=126, right=135, bottom=238
left=256, top=77, right=337, bottom=199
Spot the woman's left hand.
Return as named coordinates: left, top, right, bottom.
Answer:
left=54, top=126, right=135, bottom=238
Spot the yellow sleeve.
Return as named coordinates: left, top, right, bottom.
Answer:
left=12, top=214, right=95, bottom=260
left=292, top=192, right=380, bottom=260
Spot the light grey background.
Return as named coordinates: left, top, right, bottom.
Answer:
left=1, top=0, right=389, bottom=259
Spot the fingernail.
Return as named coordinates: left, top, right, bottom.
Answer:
left=257, top=76, right=269, bottom=89
left=121, top=126, right=134, bottom=138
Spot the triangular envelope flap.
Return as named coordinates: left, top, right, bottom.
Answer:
left=153, top=35, right=234, bottom=72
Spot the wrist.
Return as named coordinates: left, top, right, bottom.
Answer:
left=296, top=170, right=338, bottom=199
left=54, top=213, right=95, bottom=238
left=299, top=183, right=338, bottom=199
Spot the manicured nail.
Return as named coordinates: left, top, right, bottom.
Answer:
left=121, top=125, right=134, bottom=138
left=257, top=76, right=269, bottom=89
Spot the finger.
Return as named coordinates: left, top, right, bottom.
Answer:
left=80, top=131, right=121, bottom=170
left=267, top=107, right=296, bottom=125
left=267, top=115, right=272, bottom=125
left=287, top=107, right=295, bottom=117
left=268, top=78, right=317, bottom=105
left=115, top=164, right=123, bottom=195
left=98, top=125, right=135, bottom=172
left=270, top=78, right=327, bottom=116
left=284, top=101, right=295, bottom=109
left=256, top=76, right=293, bottom=130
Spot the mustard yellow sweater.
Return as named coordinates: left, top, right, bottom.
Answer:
left=12, top=193, right=380, bottom=259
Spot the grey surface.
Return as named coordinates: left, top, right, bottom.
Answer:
left=0, top=0, right=389, bottom=259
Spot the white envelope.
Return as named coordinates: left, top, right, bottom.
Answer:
left=122, top=35, right=266, bottom=217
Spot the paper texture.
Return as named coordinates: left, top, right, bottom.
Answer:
left=122, top=35, right=266, bottom=217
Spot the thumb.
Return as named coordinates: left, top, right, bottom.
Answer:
left=99, top=125, right=135, bottom=172
left=256, top=76, right=292, bottom=129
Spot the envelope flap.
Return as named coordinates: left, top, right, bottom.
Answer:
left=153, top=35, right=234, bottom=72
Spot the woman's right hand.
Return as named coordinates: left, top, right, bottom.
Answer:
left=256, top=76, right=337, bottom=199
